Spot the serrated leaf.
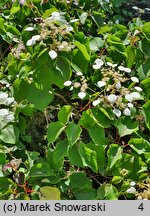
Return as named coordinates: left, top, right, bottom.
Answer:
left=47, top=121, right=65, bottom=143
left=66, top=122, right=82, bottom=145
left=58, top=105, right=72, bottom=125
left=40, top=186, right=60, bottom=200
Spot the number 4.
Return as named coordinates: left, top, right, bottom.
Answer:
left=138, top=203, right=144, bottom=211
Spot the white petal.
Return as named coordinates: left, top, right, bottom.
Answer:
left=51, top=12, right=60, bottom=17
left=127, top=103, right=134, bottom=108
left=106, top=62, right=113, bottom=67
left=123, top=108, right=131, bottom=116
left=78, top=92, right=86, bottom=99
left=26, top=39, right=35, bottom=46
left=48, top=50, right=58, bottom=60
left=126, top=187, right=136, bottom=194
left=118, top=66, right=125, bottom=71
left=0, top=92, right=8, bottom=103
left=130, top=181, right=136, bottom=186
left=113, top=109, right=121, bottom=118
left=92, top=99, right=100, bottom=107
left=5, top=97, right=14, bottom=105
left=124, top=67, right=131, bottom=73
left=32, top=35, right=41, bottom=41
left=0, top=109, right=9, bottom=116
left=66, top=26, right=73, bottom=32
left=97, top=81, right=106, bottom=88
left=131, top=77, right=139, bottom=83
left=95, top=59, right=104, bottom=66
left=64, top=81, right=72, bottom=86
left=115, top=82, right=121, bottom=89
left=125, top=94, right=133, bottom=102
left=93, top=64, right=101, bottom=69
left=76, top=72, right=83, bottom=76
left=24, top=27, right=34, bottom=31
left=4, top=114, right=15, bottom=123
left=134, top=86, right=142, bottom=92
left=131, top=92, right=140, bottom=99
left=107, top=94, right=117, bottom=103
left=70, top=19, right=79, bottom=23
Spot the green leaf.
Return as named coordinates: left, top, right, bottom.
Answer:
left=47, top=121, right=65, bottom=143
left=141, top=78, right=150, bottom=99
left=66, top=122, right=82, bottom=145
left=6, top=25, right=20, bottom=38
left=112, top=176, right=123, bottom=185
left=58, top=105, right=72, bottom=125
left=68, top=144, right=84, bottom=167
left=0, top=124, right=16, bottom=144
left=115, top=117, right=139, bottom=137
left=87, top=125, right=105, bottom=146
left=74, top=41, right=90, bottom=61
left=91, top=107, right=112, bottom=128
left=126, top=46, right=136, bottom=68
left=97, top=183, right=118, bottom=200
left=55, top=56, right=72, bottom=88
left=74, top=187, right=97, bottom=200
left=47, top=149, right=64, bottom=171
left=54, top=139, right=69, bottom=162
left=10, top=1, right=20, bottom=15
left=40, top=186, right=60, bottom=200
left=107, top=144, right=123, bottom=170
left=80, top=146, right=98, bottom=172
left=142, top=100, right=150, bottom=129
left=70, top=172, right=92, bottom=189
left=79, top=12, right=88, bottom=24
left=141, top=38, right=150, bottom=57
left=142, top=22, right=150, bottom=40
left=0, top=18, right=6, bottom=34
left=129, top=138, right=150, bottom=155
left=72, top=49, right=89, bottom=73
left=89, top=37, right=104, bottom=52
left=79, top=109, right=95, bottom=128
left=29, top=158, right=52, bottom=177
left=0, top=177, right=14, bottom=194
left=14, top=80, right=54, bottom=111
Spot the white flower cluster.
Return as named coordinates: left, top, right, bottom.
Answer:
left=63, top=72, right=88, bottom=100
left=26, top=35, right=41, bottom=46
left=126, top=182, right=136, bottom=194
left=0, top=92, right=14, bottom=106
left=26, top=11, right=74, bottom=52
left=92, top=59, right=143, bottom=117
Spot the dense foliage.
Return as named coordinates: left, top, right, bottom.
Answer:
left=0, top=0, right=150, bottom=200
